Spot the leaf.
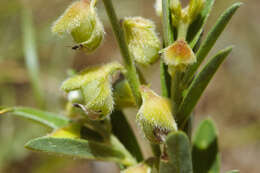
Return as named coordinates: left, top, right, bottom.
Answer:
left=25, top=135, right=136, bottom=166
left=192, top=119, right=220, bottom=173
left=111, top=110, right=143, bottom=162
left=0, top=107, right=70, bottom=129
left=22, top=7, right=44, bottom=107
left=226, top=170, right=239, bottom=173
left=160, top=131, right=193, bottom=173
left=177, top=46, right=233, bottom=127
left=184, top=2, right=242, bottom=84
left=187, top=0, right=215, bottom=45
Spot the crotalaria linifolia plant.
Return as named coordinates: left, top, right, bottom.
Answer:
left=0, top=0, right=242, bottom=172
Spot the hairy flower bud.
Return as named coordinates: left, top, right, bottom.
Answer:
left=52, top=0, right=104, bottom=53
left=137, top=86, right=177, bottom=144
left=113, top=75, right=136, bottom=108
left=61, top=62, right=124, bottom=120
left=161, top=39, right=196, bottom=72
left=122, top=17, right=161, bottom=65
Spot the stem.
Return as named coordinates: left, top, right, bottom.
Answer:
left=102, top=0, right=160, bottom=160
left=177, top=22, right=189, bottom=40
left=111, top=110, right=143, bottom=162
left=111, top=135, right=137, bottom=167
left=171, top=71, right=183, bottom=117
left=102, top=0, right=141, bottom=106
left=162, top=0, right=174, bottom=46
left=160, top=0, right=175, bottom=98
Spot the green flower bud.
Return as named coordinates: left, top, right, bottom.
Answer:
left=161, top=39, right=196, bottom=72
left=170, top=0, right=183, bottom=26
left=122, top=17, right=161, bottom=65
left=61, top=62, right=124, bottom=120
left=52, top=0, right=104, bottom=53
left=113, top=75, right=136, bottom=108
left=170, top=0, right=205, bottom=25
left=188, top=0, right=205, bottom=22
left=137, top=86, right=177, bottom=144
left=122, top=162, right=151, bottom=173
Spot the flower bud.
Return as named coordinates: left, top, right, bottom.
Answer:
left=137, top=86, right=177, bottom=144
left=161, top=39, right=196, bottom=72
left=188, top=0, right=205, bottom=22
left=52, top=0, right=104, bottom=53
left=122, top=17, right=161, bottom=65
left=61, top=62, right=124, bottom=120
left=113, top=75, right=136, bottom=108
left=170, top=0, right=183, bottom=26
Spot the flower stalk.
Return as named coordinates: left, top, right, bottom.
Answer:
left=102, top=0, right=141, bottom=106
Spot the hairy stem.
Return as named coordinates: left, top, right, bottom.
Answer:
left=102, top=0, right=141, bottom=106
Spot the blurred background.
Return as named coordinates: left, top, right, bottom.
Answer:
left=0, top=0, right=259, bottom=172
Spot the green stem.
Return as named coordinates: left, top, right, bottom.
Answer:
left=102, top=0, right=141, bottom=106
left=111, top=110, right=143, bottom=162
left=111, top=135, right=137, bottom=167
left=160, top=0, right=175, bottom=98
left=177, top=22, right=189, bottom=40
left=171, top=71, right=183, bottom=117
left=102, top=0, right=161, bottom=160
left=162, top=0, right=174, bottom=46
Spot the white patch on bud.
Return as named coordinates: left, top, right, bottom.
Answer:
left=67, top=89, right=84, bottom=104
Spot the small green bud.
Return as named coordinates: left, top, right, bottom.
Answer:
left=188, top=0, right=205, bottom=22
left=161, top=39, right=196, bottom=71
left=170, top=0, right=182, bottom=26
left=61, top=62, right=124, bottom=120
left=170, top=0, right=205, bottom=26
left=137, top=86, right=177, bottom=144
left=122, top=17, right=161, bottom=65
left=52, top=0, right=104, bottom=53
left=113, top=75, right=136, bottom=108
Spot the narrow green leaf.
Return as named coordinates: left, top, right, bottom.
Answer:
left=160, top=60, right=171, bottom=98
left=187, top=0, right=215, bottom=45
left=111, top=110, right=143, bottom=162
left=178, top=46, right=233, bottom=127
left=25, top=135, right=136, bottom=166
left=22, top=7, right=44, bottom=107
left=0, top=107, right=70, bottom=129
left=226, top=170, right=239, bottom=173
left=192, top=119, right=220, bottom=173
left=160, top=131, right=193, bottom=173
left=184, top=3, right=242, bottom=84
